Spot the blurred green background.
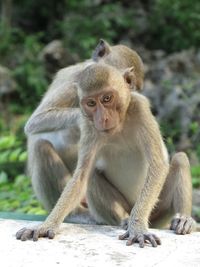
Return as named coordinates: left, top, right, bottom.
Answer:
left=0, top=0, right=200, bottom=219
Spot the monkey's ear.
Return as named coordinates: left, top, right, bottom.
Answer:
left=123, top=67, right=136, bottom=90
left=92, top=39, right=111, bottom=61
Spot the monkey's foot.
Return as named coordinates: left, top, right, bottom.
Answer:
left=170, top=213, right=196, bottom=235
left=119, top=230, right=161, bottom=248
left=16, top=226, right=56, bottom=241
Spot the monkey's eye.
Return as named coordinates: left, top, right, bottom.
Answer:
left=87, top=99, right=96, bottom=107
left=102, top=95, right=112, bottom=103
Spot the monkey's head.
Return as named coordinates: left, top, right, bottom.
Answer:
left=92, top=39, right=144, bottom=91
left=77, top=63, right=135, bottom=135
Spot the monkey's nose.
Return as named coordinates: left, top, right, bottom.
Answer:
left=102, top=117, right=109, bottom=128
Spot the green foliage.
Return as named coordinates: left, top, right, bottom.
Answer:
left=189, top=122, right=199, bottom=135
left=162, top=118, right=182, bottom=154
left=0, top=173, right=46, bottom=215
left=193, top=206, right=200, bottom=222
left=0, top=134, right=46, bottom=214
left=13, top=34, right=48, bottom=109
left=189, top=122, right=200, bottom=161
left=149, top=0, right=200, bottom=52
left=0, top=135, right=26, bottom=178
left=0, top=24, right=48, bottom=111
left=192, top=166, right=200, bottom=188
left=14, top=0, right=65, bottom=37
left=61, top=2, right=134, bottom=58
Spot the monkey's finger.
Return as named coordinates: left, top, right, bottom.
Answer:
left=16, top=228, right=27, bottom=239
left=47, top=229, right=55, bottom=239
left=119, top=231, right=129, bottom=240
left=144, top=235, right=157, bottom=247
left=175, top=218, right=187, bottom=235
left=185, top=217, right=196, bottom=234
left=126, top=239, right=133, bottom=246
left=170, top=218, right=180, bottom=231
left=126, top=236, right=137, bottom=246
left=181, top=218, right=191, bottom=234
left=152, top=234, right=161, bottom=245
left=137, top=235, right=145, bottom=248
left=33, top=230, right=40, bottom=241
left=186, top=223, right=193, bottom=235
left=177, top=217, right=195, bottom=235
left=21, top=229, right=34, bottom=241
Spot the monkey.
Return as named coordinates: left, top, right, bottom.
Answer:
left=24, top=39, right=144, bottom=212
left=16, top=63, right=196, bottom=247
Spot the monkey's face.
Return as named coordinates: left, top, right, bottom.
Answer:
left=81, top=89, right=122, bottom=134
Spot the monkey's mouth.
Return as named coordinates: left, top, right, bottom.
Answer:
left=100, top=126, right=118, bottom=135
left=102, top=129, right=112, bottom=133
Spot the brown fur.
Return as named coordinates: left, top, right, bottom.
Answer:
left=16, top=64, right=195, bottom=246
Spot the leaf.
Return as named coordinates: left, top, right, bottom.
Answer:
left=0, top=150, right=10, bottom=163
left=14, top=174, right=28, bottom=186
left=191, top=166, right=200, bottom=176
left=192, top=177, right=200, bottom=188
left=18, top=151, right=27, bottom=162
left=9, top=148, right=22, bottom=162
left=0, top=136, right=16, bottom=149
left=0, top=172, right=8, bottom=184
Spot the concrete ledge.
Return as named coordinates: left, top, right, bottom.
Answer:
left=1, top=219, right=200, bottom=267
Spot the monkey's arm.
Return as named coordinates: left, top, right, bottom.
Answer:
left=16, top=127, right=99, bottom=241
left=25, top=107, right=81, bottom=135
left=120, top=95, right=169, bottom=247
left=120, top=139, right=169, bottom=247
left=24, top=83, right=81, bottom=135
left=121, top=158, right=168, bottom=242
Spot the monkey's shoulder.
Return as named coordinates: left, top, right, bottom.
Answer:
left=129, top=92, right=151, bottom=113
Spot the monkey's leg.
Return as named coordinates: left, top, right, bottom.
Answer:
left=87, top=170, right=131, bottom=226
left=151, top=152, right=196, bottom=234
left=30, top=139, right=71, bottom=211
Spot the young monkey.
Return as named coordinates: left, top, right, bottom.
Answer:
left=25, top=39, right=144, bottom=212
left=16, top=64, right=196, bottom=248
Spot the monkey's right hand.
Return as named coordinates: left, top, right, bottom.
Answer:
left=16, top=224, right=57, bottom=241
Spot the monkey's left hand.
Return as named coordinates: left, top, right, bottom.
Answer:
left=119, top=222, right=161, bottom=248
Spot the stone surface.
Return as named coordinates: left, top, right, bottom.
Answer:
left=138, top=47, right=200, bottom=163
left=0, top=65, right=16, bottom=95
left=40, top=40, right=78, bottom=75
left=1, top=219, right=200, bottom=267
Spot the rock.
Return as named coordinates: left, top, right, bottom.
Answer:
left=0, top=65, right=16, bottom=95
left=143, top=48, right=200, bottom=158
left=167, top=50, right=195, bottom=74
left=193, top=189, right=200, bottom=207
left=195, top=49, right=200, bottom=71
left=145, top=59, right=173, bottom=83
left=1, top=219, right=200, bottom=267
left=40, top=40, right=78, bottom=75
left=152, top=50, right=166, bottom=60
left=133, top=7, right=149, bottom=35
left=190, top=152, right=200, bottom=166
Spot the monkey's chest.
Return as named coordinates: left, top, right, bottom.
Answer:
left=95, top=145, right=148, bottom=206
